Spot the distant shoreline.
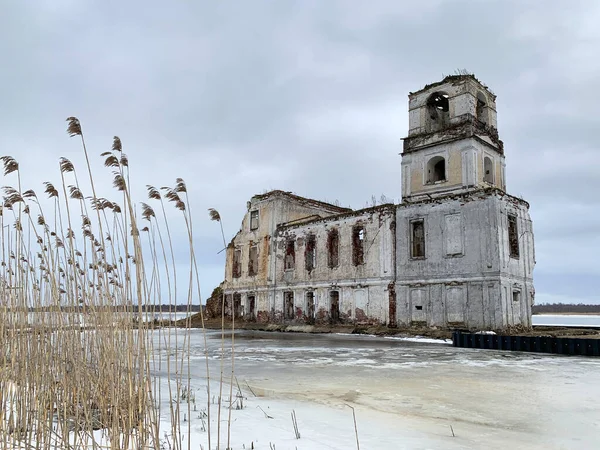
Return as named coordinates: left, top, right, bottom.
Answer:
left=532, top=304, right=600, bottom=315
left=533, top=312, right=600, bottom=316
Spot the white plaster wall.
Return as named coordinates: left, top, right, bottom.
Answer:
left=396, top=192, right=534, bottom=330
left=401, top=137, right=506, bottom=201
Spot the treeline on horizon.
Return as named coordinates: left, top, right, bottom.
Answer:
left=23, top=304, right=203, bottom=313
left=533, top=303, right=600, bottom=314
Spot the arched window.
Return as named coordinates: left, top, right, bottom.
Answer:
left=426, top=92, right=449, bottom=132
left=426, top=156, right=446, bottom=183
left=484, top=156, right=494, bottom=184
left=476, top=92, right=488, bottom=125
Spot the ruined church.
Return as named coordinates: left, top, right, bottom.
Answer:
left=221, top=75, right=535, bottom=330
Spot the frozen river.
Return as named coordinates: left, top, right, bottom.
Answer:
left=154, top=330, right=600, bottom=449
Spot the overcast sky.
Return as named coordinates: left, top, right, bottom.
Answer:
left=1, top=0, right=599, bottom=305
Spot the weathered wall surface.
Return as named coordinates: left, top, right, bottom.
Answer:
left=407, top=77, right=498, bottom=136
left=267, top=205, right=396, bottom=325
left=402, top=75, right=504, bottom=202
left=395, top=190, right=534, bottom=329
left=223, top=192, right=350, bottom=292
left=401, top=137, right=506, bottom=201
left=222, top=189, right=534, bottom=331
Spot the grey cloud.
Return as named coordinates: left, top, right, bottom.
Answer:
left=2, top=0, right=599, bottom=304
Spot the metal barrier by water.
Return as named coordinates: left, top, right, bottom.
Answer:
left=452, top=332, right=600, bottom=357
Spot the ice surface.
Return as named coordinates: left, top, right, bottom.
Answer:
left=7, top=329, right=597, bottom=449
left=152, top=330, right=600, bottom=449
left=532, top=314, right=600, bottom=327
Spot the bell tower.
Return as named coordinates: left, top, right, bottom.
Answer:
left=401, top=74, right=506, bottom=201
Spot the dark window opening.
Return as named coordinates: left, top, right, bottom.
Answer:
left=250, top=210, right=259, bottom=230
left=232, top=248, right=242, bottom=278
left=225, top=294, right=232, bottom=317
left=426, top=92, right=450, bottom=132
left=427, top=156, right=446, bottom=183
left=330, top=291, right=340, bottom=324
left=476, top=92, right=488, bottom=124
left=306, top=292, right=315, bottom=323
left=508, top=215, right=519, bottom=258
left=411, top=220, right=425, bottom=258
left=233, top=293, right=242, bottom=319
left=248, top=244, right=258, bottom=276
left=247, top=295, right=256, bottom=321
left=284, top=240, right=295, bottom=270
left=512, top=290, right=521, bottom=303
left=415, top=305, right=423, bottom=311
left=327, top=229, right=340, bottom=268
left=428, top=93, right=449, bottom=115
left=352, top=226, right=365, bottom=266
left=305, top=235, right=316, bottom=272
left=484, top=156, right=494, bottom=184
left=284, top=291, right=294, bottom=320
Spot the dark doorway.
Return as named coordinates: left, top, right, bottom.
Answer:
left=330, top=291, right=340, bottom=324
left=233, top=293, right=242, bottom=319
left=247, top=295, right=256, bottom=321
left=306, top=292, right=315, bottom=324
left=284, top=291, right=294, bottom=320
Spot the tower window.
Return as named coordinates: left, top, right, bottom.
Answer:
left=508, top=215, right=519, bottom=258
left=426, top=156, right=446, bottom=183
left=476, top=92, right=488, bottom=124
left=250, top=210, right=259, bottom=230
left=426, top=92, right=450, bottom=132
left=428, top=92, right=449, bottom=113
left=484, top=156, right=494, bottom=184
left=512, top=290, right=521, bottom=303
left=410, top=220, right=425, bottom=258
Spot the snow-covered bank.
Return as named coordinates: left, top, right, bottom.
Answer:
left=384, top=335, right=453, bottom=344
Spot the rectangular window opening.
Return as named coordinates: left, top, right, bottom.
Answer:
left=284, top=240, right=295, bottom=271
left=512, top=290, right=521, bottom=303
left=415, top=305, right=423, bottom=311
left=248, top=244, right=258, bottom=276
left=411, top=220, right=425, bottom=258
left=233, top=293, right=242, bottom=319
left=352, top=226, right=365, bottom=266
left=305, top=235, right=316, bottom=272
left=250, top=210, right=259, bottom=230
left=232, top=248, right=242, bottom=278
left=508, top=215, right=519, bottom=258
left=327, top=229, right=340, bottom=268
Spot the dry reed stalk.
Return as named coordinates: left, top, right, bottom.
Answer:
left=0, top=118, right=208, bottom=450
left=209, top=208, right=230, bottom=450
left=345, top=404, right=360, bottom=450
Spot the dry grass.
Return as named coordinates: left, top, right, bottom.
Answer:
left=0, top=118, right=212, bottom=449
